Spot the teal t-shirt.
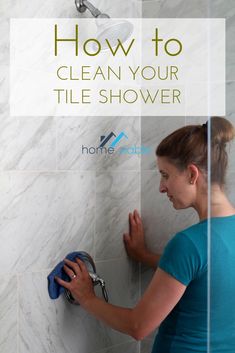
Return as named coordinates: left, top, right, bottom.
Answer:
left=151, top=215, right=235, bottom=353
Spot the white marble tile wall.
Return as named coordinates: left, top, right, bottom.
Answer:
left=0, top=121, right=142, bottom=347
left=142, top=0, right=235, bottom=81
left=0, top=169, right=141, bottom=353
left=0, top=2, right=142, bottom=353
left=140, top=339, right=154, bottom=353
left=0, top=275, right=17, bottom=353
left=226, top=171, right=235, bottom=205
left=0, top=66, right=8, bottom=108
left=0, top=170, right=141, bottom=352
left=209, top=0, right=235, bottom=82
left=227, top=132, right=235, bottom=173
left=0, top=172, right=95, bottom=274
left=227, top=82, right=235, bottom=121
left=96, top=341, right=140, bottom=353
left=186, top=116, right=235, bottom=174
left=91, top=0, right=142, bottom=18
left=142, top=0, right=209, bottom=18
left=0, top=115, right=140, bottom=171
left=95, top=171, right=140, bottom=260
left=0, top=0, right=80, bottom=18
left=1, top=1, right=235, bottom=353
left=0, top=117, right=57, bottom=170
left=18, top=258, right=140, bottom=353
left=141, top=117, right=185, bottom=170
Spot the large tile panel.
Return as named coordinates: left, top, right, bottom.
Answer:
left=0, top=275, right=17, bottom=353
left=57, top=116, right=140, bottom=171
left=95, top=257, right=140, bottom=308
left=0, top=20, right=9, bottom=65
left=0, top=172, right=11, bottom=213
left=226, top=81, right=235, bottom=121
left=185, top=116, right=207, bottom=125
left=0, top=117, right=56, bottom=170
left=226, top=171, right=235, bottom=205
left=91, top=0, right=142, bottom=18
left=141, top=116, right=185, bottom=170
left=209, top=0, right=235, bottom=81
left=0, top=171, right=95, bottom=274
left=95, top=171, right=140, bottom=260
left=19, top=257, right=139, bottom=353
left=0, top=66, right=9, bottom=109
left=0, top=0, right=79, bottom=18
left=96, top=341, right=140, bottom=353
left=141, top=339, right=154, bottom=353
left=187, top=116, right=235, bottom=173
left=142, top=0, right=208, bottom=18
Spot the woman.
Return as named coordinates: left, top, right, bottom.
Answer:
left=55, top=117, right=235, bottom=352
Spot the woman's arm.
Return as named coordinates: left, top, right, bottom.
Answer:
left=55, top=258, right=186, bottom=340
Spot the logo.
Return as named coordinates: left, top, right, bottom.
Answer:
left=99, top=132, right=128, bottom=148
left=81, top=131, right=151, bottom=155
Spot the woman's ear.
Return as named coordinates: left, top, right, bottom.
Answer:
left=187, top=164, right=199, bottom=185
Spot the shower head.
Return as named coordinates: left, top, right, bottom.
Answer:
left=96, top=19, right=133, bottom=50
left=75, top=0, right=133, bottom=50
left=64, top=251, right=108, bottom=305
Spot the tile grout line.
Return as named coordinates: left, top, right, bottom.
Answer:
left=138, top=262, right=142, bottom=353
left=94, top=169, right=97, bottom=261
left=139, top=114, right=142, bottom=353
left=0, top=256, right=135, bottom=278
left=0, top=169, right=142, bottom=173
left=93, top=339, right=136, bottom=353
left=17, top=274, right=19, bottom=353
left=55, top=116, right=58, bottom=171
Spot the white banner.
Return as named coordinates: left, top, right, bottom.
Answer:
left=10, top=18, right=225, bottom=116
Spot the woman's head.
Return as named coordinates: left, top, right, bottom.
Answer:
left=157, top=156, right=200, bottom=209
left=156, top=117, right=235, bottom=209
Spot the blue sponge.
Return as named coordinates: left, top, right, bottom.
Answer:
left=47, top=252, right=88, bottom=299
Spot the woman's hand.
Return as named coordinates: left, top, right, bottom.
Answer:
left=123, top=210, right=161, bottom=269
left=123, top=209, right=149, bottom=263
left=55, top=258, right=96, bottom=306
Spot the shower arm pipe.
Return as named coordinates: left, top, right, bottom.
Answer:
left=76, top=0, right=110, bottom=18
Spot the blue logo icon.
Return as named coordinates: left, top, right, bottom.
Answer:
left=99, top=131, right=128, bottom=148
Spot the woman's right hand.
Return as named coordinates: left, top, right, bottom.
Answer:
left=123, top=209, right=149, bottom=263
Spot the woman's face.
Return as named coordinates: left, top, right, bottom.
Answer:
left=157, top=157, right=196, bottom=209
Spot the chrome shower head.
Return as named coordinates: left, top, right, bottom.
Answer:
left=75, top=0, right=133, bottom=50
left=64, top=251, right=108, bottom=305
left=96, top=19, right=133, bottom=50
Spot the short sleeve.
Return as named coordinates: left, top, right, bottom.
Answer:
left=158, top=232, right=201, bottom=286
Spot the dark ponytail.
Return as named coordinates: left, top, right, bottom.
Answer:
left=210, top=117, right=235, bottom=185
left=156, top=117, right=235, bottom=187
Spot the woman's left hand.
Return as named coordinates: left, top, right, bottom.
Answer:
left=55, top=258, right=96, bottom=306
